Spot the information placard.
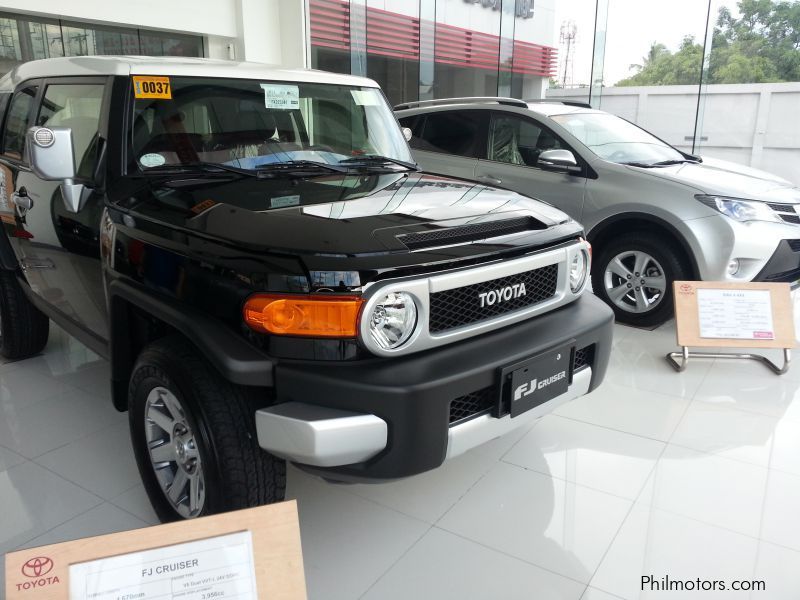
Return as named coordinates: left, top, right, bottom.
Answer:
left=697, top=288, right=775, bottom=340
left=673, top=281, right=795, bottom=349
left=5, top=501, right=306, bottom=600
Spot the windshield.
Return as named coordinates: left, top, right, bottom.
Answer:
left=550, top=112, right=685, bottom=165
left=130, top=76, right=413, bottom=172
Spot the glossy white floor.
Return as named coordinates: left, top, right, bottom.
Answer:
left=2, top=321, right=800, bottom=599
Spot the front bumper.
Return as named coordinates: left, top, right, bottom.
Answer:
left=684, top=216, right=800, bottom=281
left=255, top=293, right=614, bottom=482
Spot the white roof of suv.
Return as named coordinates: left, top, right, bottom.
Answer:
left=0, top=56, right=379, bottom=92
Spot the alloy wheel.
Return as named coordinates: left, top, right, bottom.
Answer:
left=144, top=386, right=205, bottom=518
left=603, top=250, right=667, bottom=314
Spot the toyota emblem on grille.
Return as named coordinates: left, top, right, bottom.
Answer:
left=478, top=283, right=527, bottom=307
left=22, top=556, right=53, bottom=578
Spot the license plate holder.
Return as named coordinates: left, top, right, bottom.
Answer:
left=499, top=345, right=571, bottom=418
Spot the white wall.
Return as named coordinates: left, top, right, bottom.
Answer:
left=0, top=0, right=238, bottom=37
left=0, top=0, right=308, bottom=67
left=547, top=82, right=800, bottom=186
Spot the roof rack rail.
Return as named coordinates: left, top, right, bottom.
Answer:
left=525, top=99, right=593, bottom=109
left=394, top=96, right=528, bottom=111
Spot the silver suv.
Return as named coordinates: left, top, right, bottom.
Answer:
left=396, top=97, right=800, bottom=327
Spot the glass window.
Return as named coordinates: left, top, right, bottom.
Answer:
left=365, top=0, right=420, bottom=106
left=2, top=85, right=37, bottom=160
left=27, top=21, right=64, bottom=60
left=131, top=77, right=412, bottom=169
left=38, top=83, right=104, bottom=178
left=139, top=32, right=203, bottom=57
left=551, top=111, right=684, bottom=164
left=488, top=114, right=567, bottom=166
left=413, top=110, right=487, bottom=157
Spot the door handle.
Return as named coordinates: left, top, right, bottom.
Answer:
left=477, top=175, right=502, bottom=186
left=12, top=188, right=33, bottom=216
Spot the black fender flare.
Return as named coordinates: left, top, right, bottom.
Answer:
left=586, top=212, right=700, bottom=279
left=107, top=279, right=274, bottom=411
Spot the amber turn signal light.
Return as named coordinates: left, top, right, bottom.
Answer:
left=243, top=294, right=364, bottom=337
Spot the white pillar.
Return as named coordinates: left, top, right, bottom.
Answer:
left=235, top=0, right=308, bottom=67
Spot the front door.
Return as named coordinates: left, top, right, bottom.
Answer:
left=403, top=109, right=489, bottom=181
left=1, top=77, right=110, bottom=347
left=474, top=112, right=588, bottom=221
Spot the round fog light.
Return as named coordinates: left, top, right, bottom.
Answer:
left=369, top=292, right=417, bottom=350
left=570, top=250, right=589, bottom=292
left=727, top=258, right=740, bottom=276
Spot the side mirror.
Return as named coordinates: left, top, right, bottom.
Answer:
left=402, top=127, right=412, bottom=142
left=537, top=149, right=581, bottom=173
left=27, top=126, right=87, bottom=213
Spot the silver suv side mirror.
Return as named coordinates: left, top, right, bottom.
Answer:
left=538, top=149, right=581, bottom=173
left=27, top=126, right=88, bottom=213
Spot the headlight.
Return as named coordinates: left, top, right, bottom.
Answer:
left=695, top=195, right=782, bottom=223
left=368, top=292, right=417, bottom=349
left=570, top=249, right=589, bottom=293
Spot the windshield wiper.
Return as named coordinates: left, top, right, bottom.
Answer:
left=650, top=159, right=699, bottom=166
left=253, top=160, right=347, bottom=179
left=621, top=161, right=657, bottom=168
left=622, top=158, right=698, bottom=168
left=135, top=162, right=256, bottom=177
left=338, top=155, right=419, bottom=171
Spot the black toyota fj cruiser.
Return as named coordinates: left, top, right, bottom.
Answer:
left=0, top=56, right=613, bottom=522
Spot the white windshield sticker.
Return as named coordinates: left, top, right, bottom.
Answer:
left=351, top=89, right=381, bottom=106
left=261, top=84, right=299, bottom=110
left=270, top=195, right=300, bottom=208
left=140, top=153, right=166, bottom=167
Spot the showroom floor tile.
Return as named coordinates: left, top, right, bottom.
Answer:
left=3, top=320, right=800, bottom=598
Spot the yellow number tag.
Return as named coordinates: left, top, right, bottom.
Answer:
left=133, top=76, right=172, bottom=99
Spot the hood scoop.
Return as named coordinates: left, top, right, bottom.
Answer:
left=397, top=216, right=546, bottom=250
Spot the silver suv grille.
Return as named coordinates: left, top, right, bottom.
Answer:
left=429, top=264, right=559, bottom=333
left=768, top=203, right=800, bottom=224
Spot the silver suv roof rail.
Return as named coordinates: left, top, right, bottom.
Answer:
left=525, top=99, right=593, bottom=109
left=394, top=96, right=529, bottom=111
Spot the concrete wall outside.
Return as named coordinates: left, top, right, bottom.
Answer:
left=547, top=82, right=800, bottom=186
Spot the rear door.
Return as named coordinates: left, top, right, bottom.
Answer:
left=400, top=109, right=488, bottom=180
left=0, top=76, right=110, bottom=347
left=474, top=111, right=588, bottom=221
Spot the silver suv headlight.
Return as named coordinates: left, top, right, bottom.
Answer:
left=695, top=194, right=782, bottom=224
left=368, top=292, right=418, bottom=349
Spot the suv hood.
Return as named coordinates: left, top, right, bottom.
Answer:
left=637, top=156, right=800, bottom=203
left=123, top=172, right=576, bottom=258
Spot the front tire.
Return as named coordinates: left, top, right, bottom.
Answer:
left=592, top=233, right=689, bottom=328
left=129, top=335, right=286, bottom=522
left=0, top=270, right=49, bottom=359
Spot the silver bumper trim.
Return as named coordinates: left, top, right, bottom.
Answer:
left=445, top=367, right=592, bottom=459
left=255, top=402, right=388, bottom=467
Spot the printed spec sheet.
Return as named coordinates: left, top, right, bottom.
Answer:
left=697, top=288, right=775, bottom=340
left=69, top=531, right=258, bottom=600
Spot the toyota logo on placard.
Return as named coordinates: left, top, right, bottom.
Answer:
left=22, top=556, right=53, bottom=578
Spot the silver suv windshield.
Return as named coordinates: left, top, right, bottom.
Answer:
left=131, top=76, right=413, bottom=172
left=550, top=112, right=685, bottom=165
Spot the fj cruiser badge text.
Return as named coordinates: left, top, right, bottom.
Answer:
left=513, top=370, right=567, bottom=401
left=478, top=282, right=526, bottom=307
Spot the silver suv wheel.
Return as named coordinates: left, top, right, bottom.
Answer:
left=144, top=386, right=205, bottom=519
left=603, top=250, right=667, bottom=314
